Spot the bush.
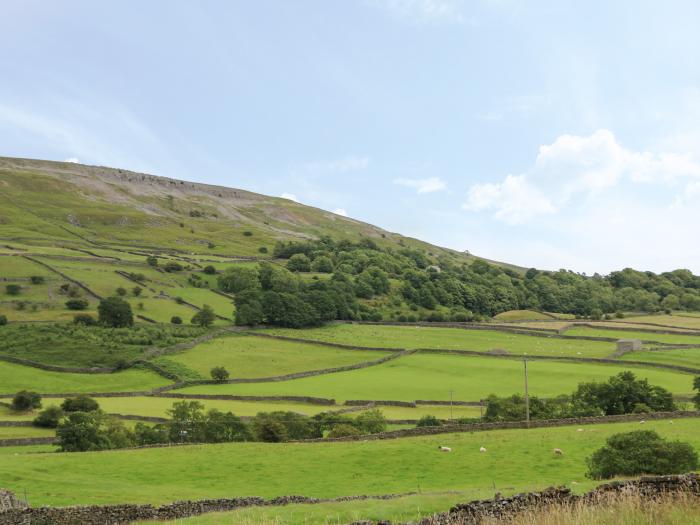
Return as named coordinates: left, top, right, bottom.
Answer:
left=243, top=231, right=253, bottom=237
left=311, top=256, right=334, bottom=273
left=98, top=297, right=134, bottom=328
left=11, top=390, right=42, bottom=411
left=0, top=314, right=7, bottom=326
left=258, top=246, right=268, bottom=254
left=287, top=253, right=311, bottom=272
left=146, top=256, right=158, bottom=267
left=163, top=261, right=184, bottom=273
left=30, top=276, right=45, bottom=284
left=416, top=415, right=442, bottom=427
left=210, top=366, right=230, bottom=382
left=65, top=298, right=89, bottom=310
left=171, top=316, right=183, bottom=325
left=587, top=430, right=698, bottom=479
left=115, top=287, right=127, bottom=297
left=328, top=424, right=361, bottom=438
left=61, top=396, right=100, bottom=413
left=5, top=284, right=21, bottom=296
left=355, top=409, right=387, bottom=434
left=73, top=314, right=96, bottom=326
left=132, top=286, right=142, bottom=297
left=191, top=305, right=216, bottom=327
left=203, top=265, right=216, bottom=275
left=33, top=406, right=64, bottom=428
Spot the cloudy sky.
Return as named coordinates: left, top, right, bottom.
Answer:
left=2, top=1, right=700, bottom=274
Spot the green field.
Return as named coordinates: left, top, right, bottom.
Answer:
left=164, top=335, right=392, bottom=379
left=493, top=310, right=555, bottom=321
left=176, top=352, right=694, bottom=401
left=0, top=361, right=170, bottom=394
left=2, top=418, right=695, bottom=507
left=0, top=425, right=55, bottom=439
left=564, top=327, right=700, bottom=346
left=259, top=324, right=616, bottom=358
left=620, top=348, right=700, bottom=369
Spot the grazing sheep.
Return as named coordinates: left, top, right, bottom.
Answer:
left=479, top=446, right=487, bottom=453
left=438, top=446, right=452, bottom=452
left=640, top=420, right=646, bottom=424
left=553, top=448, right=563, bottom=456
left=576, top=428, right=584, bottom=432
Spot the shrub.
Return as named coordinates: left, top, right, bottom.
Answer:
left=115, top=287, right=127, bottom=297
left=416, top=415, right=442, bottom=427
left=163, top=261, right=184, bottom=273
left=258, top=246, right=268, bottom=254
left=65, top=298, right=89, bottom=310
left=287, top=253, right=311, bottom=272
left=210, top=366, right=230, bottom=382
left=311, top=256, right=334, bottom=273
left=30, top=276, right=45, bottom=284
left=73, top=314, right=96, bottom=326
left=33, top=406, right=64, bottom=428
left=98, top=297, right=134, bottom=328
left=0, top=314, right=7, bottom=326
left=146, top=256, right=158, bottom=267
left=171, top=316, right=183, bottom=325
left=328, top=424, right=361, bottom=438
left=207, top=242, right=216, bottom=249
left=11, top=390, right=42, bottom=411
left=203, top=265, right=216, bottom=275
left=132, top=286, right=142, bottom=297
left=355, top=409, right=387, bottom=434
left=61, top=396, right=100, bottom=413
left=243, top=231, right=253, bottom=237
left=5, top=284, right=21, bottom=296
left=587, top=430, right=698, bottom=479
left=191, top=305, right=216, bottom=327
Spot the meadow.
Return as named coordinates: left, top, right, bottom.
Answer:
left=2, top=417, right=695, bottom=508
left=563, top=326, right=700, bottom=346
left=163, top=334, right=392, bottom=379
left=176, top=352, right=695, bottom=402
left=258, top=324, right=616, bottom=358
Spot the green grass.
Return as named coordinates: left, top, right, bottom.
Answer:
left=0, top=360, right=171, bottom=394
left=0, top=426, right=55, bottom=439
left=620, top=348, right=700, bottom=369
left=0, top=323, right=207, bottom=368
left=258, top=324, right=615, bottom=358
left=173, top=288, right=233, bottom=319
left=0, top=404, right=37, bottom=421
left=176, top=352, right=694, bottom=402
left=564, top=327, right=700, bottom=346
left=360, top=404, right=483, bottom=421
left=3, top=417, right=698, bottom=507
left=617, top=315, right=700, bottom=330
left=97, top=396, right=335, bottom=418
left=493, top=310, right=554, bottom=321
left=165, top=335, right=391, bottom=379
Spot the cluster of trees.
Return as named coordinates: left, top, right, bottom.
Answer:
left=219, top=237, right=700, bottom=323
left=483, top=372, right=675, bottom=422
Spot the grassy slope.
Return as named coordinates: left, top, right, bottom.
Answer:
left=177, top=352, right=694, bottom=401
left=564, top=327, right=700, bottom=346
left=2, top=418, right=697, bottom=507
left=0, top=426, right=55, bottom=439
left=165, top=335, right=391, bottom=379
left=0, top=361, right=170, bottom=394
left=493, top=310, right=554, bottom=321
left=258, top=324, right=616, bottom=358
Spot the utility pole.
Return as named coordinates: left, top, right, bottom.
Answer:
left=449, top=390, right=454, bottom=422
left=524, top=356, right=530, bottom=427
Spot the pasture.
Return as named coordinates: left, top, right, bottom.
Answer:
left=563, top=326, right=700, bottom=346
left=176, top=352, right=695, bottom=401
left=258, top=324, right=616, bottom=357
left=2, top=417, right=696, bottom=507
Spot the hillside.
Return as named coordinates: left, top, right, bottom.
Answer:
left=0, top=156, right=478, bottom=262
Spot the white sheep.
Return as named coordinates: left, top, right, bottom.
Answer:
left=438, top=446, right=452, bottom=452
left=553, top=448, right=563, bottom=456
left=479, top=446, right=487, bottom=453
left=639, top=420, right=646, bottom=424
left=576, top=428, right=584, bottom=432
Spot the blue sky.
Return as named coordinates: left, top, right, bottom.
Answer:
left=2, top=1, right=700, bottom=274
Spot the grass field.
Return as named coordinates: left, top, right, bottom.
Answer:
left=617, top=315, right=700, bottom=330
left=0, top=405, right=37, bottom=421
left=176, top=352, right=694, bottom=402
left=493, top=310, right=555, bottom=321
left=620, top=348, right=700, bottom=369
left=0, top=361, right=171, bottom=394
left=259, top=324, right=616, bottom=358
left=564, top=327, right=700, bottom=346
left=2, top=417, right=697, bottom=508
left=0, top=426, right=55, bottom=439
left=165, top=335, right=392, bottom=379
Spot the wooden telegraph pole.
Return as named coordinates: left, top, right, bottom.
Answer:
left=524, top=356, right=530, bottom=427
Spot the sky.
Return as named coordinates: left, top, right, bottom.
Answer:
left=2, top=0, right=700, bottom=275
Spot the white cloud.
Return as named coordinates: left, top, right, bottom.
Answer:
left=64, top=157, right=80, bottom=163
left=332, top=208, right=348, bottom=217
left=368, top=0, right=466, bottom=24
left=394, top=176, right=447, bottom=194
left=280, top=193, right=299, bottom=202
left=464, top=129, right=700, bottom=224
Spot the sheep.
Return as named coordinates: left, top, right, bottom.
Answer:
left=438, top=446, right=452, bottom=452
left=640, top=420, right=646, bottom=424
left=576, top=428, right=584, bottom=432
left=479, top=446, right=487, bottom=453
left=553, top=448, right=563, bottom=456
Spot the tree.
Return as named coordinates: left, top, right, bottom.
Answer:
left=171, top=316, right=183, bottom=325
left=163, top=261, right=184, bottom=273
left=287, top=253, right=311, bottom=272
left=311, top=256, right=334, bottom=273
left=202, top=410, right=250, bottom=442
left=73, top=314, right=95, bottom=326
left=98, top=297, right=134, bottom=328
left=587, top=430, right=698, bottom=479
left=355, top=409, right=387, bottom=434
left=65, top=298, right=89, bottom=310
left=328, top=424, right=361, bottom=438
left=5, top=284, right=21, bottom=296
left=693, top=376, right=700, bottom=409
left=416, top=415, right=442, bottom=427
left=203, top=265, right=216, bottom=275
left=191, top=305, right=216, bottom=327
left=30, top=276, right=45, bottom=284
left=253, top=417, right=288, bottom=443
left=115, top=287, right=127, bottom=296
left=33, top=406, right=64, bottom=428
left=167, top=401, right=207, bottom=443
left=218, top=267, right=260, bottom=294
left=0, top=314, right=8, bottom=326
left=11, top=390, right=42, bottom=411
left=61, top=396, right=99, bottom=413
left=146, top=256, right=158, bottom=267
left=210, top=366, right=230, bottom=382
left=56, top=410, right=134, bottom=452
left=132, top=286, right=142, bottom=297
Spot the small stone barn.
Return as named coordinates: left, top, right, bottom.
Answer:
left=616, top=339, right=642, bottom=353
